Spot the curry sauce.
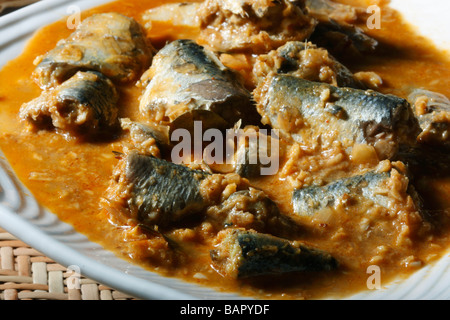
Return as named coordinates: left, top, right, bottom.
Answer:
left=1, top=0, right=450, bottom=300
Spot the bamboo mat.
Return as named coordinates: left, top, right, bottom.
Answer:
left=0, top=227, right=137, bottom=300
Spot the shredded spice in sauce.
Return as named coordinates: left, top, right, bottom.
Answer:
left=1, top=0, right=450, bottom=299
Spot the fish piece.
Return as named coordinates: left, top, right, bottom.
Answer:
left=210, top=228, right=338, bottom=278
left=292, top=162, right=429, bottom=248
left=200, top=172, right=298, bottom=236
left=142, top=2, right=201, bottom=29
left=119, top=118, right=169, bottom=158
left=253, top=75, right=420, bottom=159
left=105, top=151, right=292, bottom=234
left=138, top=39, right=259, bottom=131
left=252, top=41, right=364, bottom=88
left=19, top=71, right=119, bottom=137
left=141, top=2, right=202, bottom=43
left=292, top=165, right=422, bottom=218
left=33, top=13, right=153, bottom=89
left=196, top=0, right=317, bottom=54
left=206, top=188, right=297, bottom=237
left=408, top=89, right=450, bottom=147
left=305, top=0, right=367, bottom=24
left=303, top=0, right=377, bottom=60
left=232, top=125, right=278, bottom=178
left=394, top=146, right=450, bottom=178
left=294, top=171, right=388, bottom=216
left=234, top=142, right=265, bottom=178
left=308, top=19, right=378, bottom=61
left=106, top=151, right=211, bottom=228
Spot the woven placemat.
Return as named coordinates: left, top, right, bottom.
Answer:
left=0, top=227, right=137, bottom=300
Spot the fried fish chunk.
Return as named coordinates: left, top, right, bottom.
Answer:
left=196, top=0, right=317, bottom=54
left=138, top=39, right=259, bottom=131
left=33, top=12, right=153, bottom=89
left=253, top=75, right=420, bottom=159
left=105, top=152, right=295, bottom=235
left=252, top=41, right=365, bottom=88
left=408, top=89, right=450, bottom=147
left=292, top=166, right=422, bottom=217
left=210, top=228, right=338, bottom=278
left=20, top=71, right=119, bottom=137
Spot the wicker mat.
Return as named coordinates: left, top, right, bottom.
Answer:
left=0, top=227, right=137, bottom=300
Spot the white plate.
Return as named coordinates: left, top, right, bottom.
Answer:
left=0, top=0, right=449, bottom=300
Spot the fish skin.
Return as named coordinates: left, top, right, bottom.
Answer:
left=19, top=71, right=119, bottom=136
left=138, top=39, right=259, bottom=130
left=123, top=151, right=210, bottom=228
left=233, top=126, right=274, bottom=178
left=407, top=89, right=450, bottom=147
left=254, top=75, right=420, bottom=159
left=308, top=19, right=378, bottom=61
left=207, top=188, right=298, bottom=238
left=196, top=0, right=317, bottom=54
left=33, top=13, right=153, bottom=89
left=234, top=145, right=262, bottom=178
left=210, top=228, right=338, bottom=278
left=292, top=167, right=423, bottom=218
left=120, top=118, right=169, bottom=157
left=108, top=151, right=294, bottom=234
left=304, top=0, right=376, bottom=60
left=142, top=2, right=201, bottom=28
left=394, top=145, right=450, bottom=178
left=293, top=171, right=391, bottom=216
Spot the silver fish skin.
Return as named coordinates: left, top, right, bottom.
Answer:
left=308, top=19, right=378, bottom=61
left=138, top=39, right=259, bottom=130
left=252, top=41, right=365, bottom=89
left=304, top=0, right=376, bottom=60
left=121, top=151, right=210, bottom=228
left=107, top=151, right=292, bottom=234
left=408, top=89, right=450, bottom=147
left=254, top=75, right=420, bottom=159
left=292, top=168, right=422, bottom=217
left=19, top=71, right=119, bottom=137
left=33, top=13, right=153, bottom=89
left=293, top=171, right=390, bottom=216
left=210, top=228, right=338, bottom=279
